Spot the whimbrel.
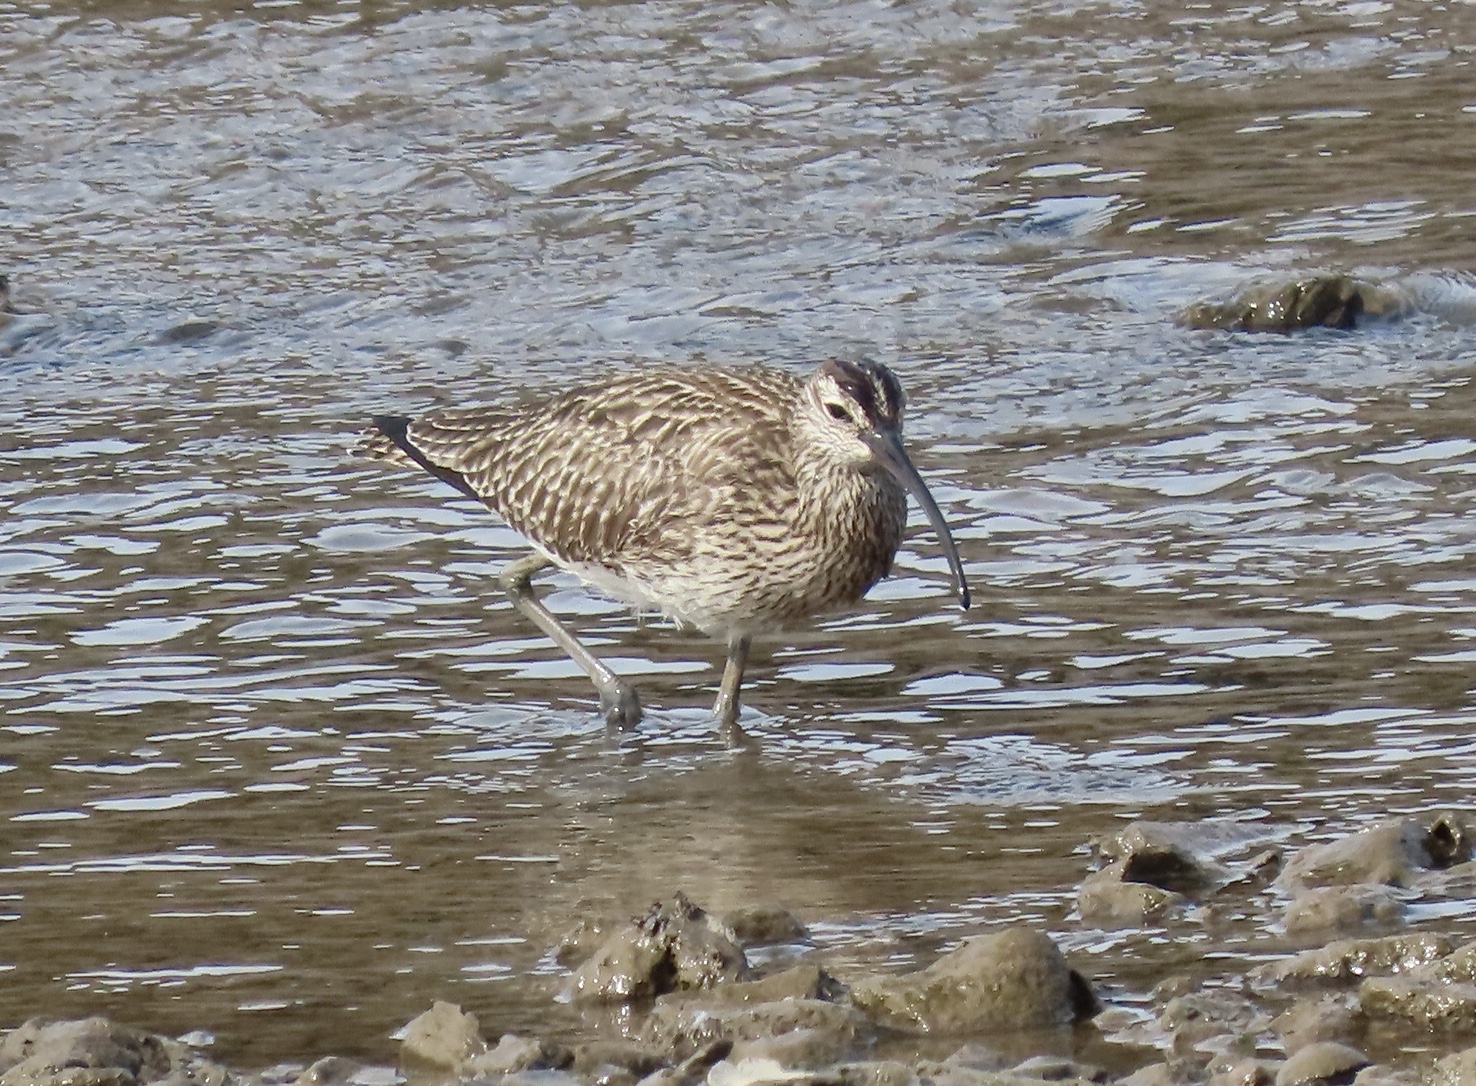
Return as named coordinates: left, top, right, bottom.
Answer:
left=362, top=360, right=969, bottom=732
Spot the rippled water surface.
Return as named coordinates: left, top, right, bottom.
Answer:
left=4, top=0, right=1476, bottom=1069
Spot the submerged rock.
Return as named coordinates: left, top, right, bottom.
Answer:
left=1179, top=276, right=1407, bottom=333
left=1277, top=815, right=1469, bottom=893
left=563, top=893, right=748, bottom=1004
left=846, top=929, right=1098, bottom=1034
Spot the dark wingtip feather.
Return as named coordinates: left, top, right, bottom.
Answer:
left=360, top=414, right=482, bottom=502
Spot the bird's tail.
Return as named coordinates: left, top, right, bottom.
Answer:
left=358, top=415, right=483, bottom=502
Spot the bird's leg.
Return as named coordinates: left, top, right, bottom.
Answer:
left=498, top=552, right=642, bottom=729
left=713, top=634, right=751, bottom=738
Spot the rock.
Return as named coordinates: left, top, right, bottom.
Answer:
left=723, top=906, right=810, bottom=947
left=1360, top=975, right=1476, bottom=1032
left=555, top=915, right=618, bottom=967
left=1282, top=887, right=1405, bottom=936
left=1077, top=862, right=1185, bottom=926
left=1179, top=276, right=1408, bottom=333
left=1116, top=1066, right=1182, bottom=1086
left=726, top=1029, right=851, bottom=1072
left=1429, top=1047, right=1476, bottom=1086
left=1251, top=933, right=1453, bottom=989
left=1418, top=940, right=1476, bottom=983
left=1270, top=996, right=1363, bottom=1056
left=1160, top=989, right=1265, bottom=1043
left=661, top=962, right=841, bottom=1008
left=632, top=1041, right=731, bottom=1086
left=1098, top=822, right=1222, bottom=893
left=501, top=1072, right=584, bottom=1086
left=291, top=1059, right=383, bottom=1086
left=563, top=893, right=748, bottom=1003
left=847, top=929, right=1098, bottom=1034
left=0, top=1018, right=174, bottom=1086
left=569, top=1042, right=667, bottom=1080
left=398, top=1001, right=487, bottom=1072
left=812, top=1062, right=914, bottom=1086
left=1272, top=1041, right=1367, bottom=1086
left=1277, top=816, right=1469, bottom=892
left=940, top=1045, right=1009, bottom=1073
left=1009, top=1055, right=1105, bottom=1081
left=706, top=1057, right=810, bottom=1086
left=1208, top=1061, right=1272, bottom=1086
left=644, top=998, right=871, bottom=1061
left=1358, top=942, right=1476, bottom=1032
left=464, top=1035, right=573, bottom=1076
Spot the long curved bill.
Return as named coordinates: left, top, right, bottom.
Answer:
left=865, top=429, right=971, bottom=611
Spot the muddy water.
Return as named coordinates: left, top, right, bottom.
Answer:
left=4, top=0, right=1476, bottom=1070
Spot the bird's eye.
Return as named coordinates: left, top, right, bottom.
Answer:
left=825, top=403, right=849, bottom=422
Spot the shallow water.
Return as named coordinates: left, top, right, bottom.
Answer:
left=3, top=0, right=1476, bottom=1069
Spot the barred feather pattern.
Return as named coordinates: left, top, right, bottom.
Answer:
left=361, top=365, right=911, bottom=639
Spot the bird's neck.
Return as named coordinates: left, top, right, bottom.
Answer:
left=791, top=431, right=905, bottom=550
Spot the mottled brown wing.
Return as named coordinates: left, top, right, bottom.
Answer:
left=363, top=368, right=802, bottom=568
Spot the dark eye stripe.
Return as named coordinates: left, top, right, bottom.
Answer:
left=818, top=359, right=903, bottom=424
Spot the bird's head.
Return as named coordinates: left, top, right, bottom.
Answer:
left=800, top=359, right=970, bottom=611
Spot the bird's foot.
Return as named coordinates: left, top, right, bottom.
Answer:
left=599, top=683, right=642, bottom=729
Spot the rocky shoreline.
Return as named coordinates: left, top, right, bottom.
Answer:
left=8, top=813, right=1476, bottom=1086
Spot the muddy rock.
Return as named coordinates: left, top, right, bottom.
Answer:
left=1009, top=1055, right=1105, bottom=1082
left=1251, top=933, right=1453, bottom=989
left=1179, top=276, right=1408, bottom=333
left=811, top=1061, right=914, bottom=1086
left=726, top=1028, right=853, bottom=1071
left=399, top=1002, right=487, bottom=1072
left=463, top=1035, right=573, bottom=1076
left=1282, top=886, right=1405, bottom=937
left=499, top=1071, right=585, bottom=1086
left=1099, top=822, right=1223, bottom=893
left=0, top=1018, right=187, bottom=1086
left=644, top=997, right=872, bottom=1061
left=1271, top=1041, right=1367, bottom=1086
left=1359, top=940, right=1476, bottom=1032
left=554, top=915, right=619, bottom=967
left=1429, top=1047, right=1476, bottom=1085
left=847, top=929, right=1098, bottom=1035
left=632, top=1042, right=731, bottom=1086
left=1270, top=996, right=1363, bottom=1056
left=659, top=962, right=842, bottom=1007
left=722, top=906, right=810, bottom=948
left=1208, top=1060, right=1272, bottom=1086
left=1117, top=1064, right=1184, bottom=1086
left=1077, top=862, right=1185, bottom=926
left=569, top=1042, right=667, bottom=1081
left=563, top=894, right=748, bottom=1004
left=291, top=1057, right=394, bottom=1086
left=1360, top=974, right=1476, bottom=1032
left=1277, top=815, right=1469, bottom=893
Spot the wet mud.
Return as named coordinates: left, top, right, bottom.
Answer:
left=11, top=813, right=1476, bottom=1085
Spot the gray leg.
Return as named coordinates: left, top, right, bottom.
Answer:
left=712, top=634, right=751, bottom=736
left=498, top=553, right=641, bottom=728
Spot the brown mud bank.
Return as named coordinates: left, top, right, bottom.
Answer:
left=9, top=813, right=1476, bottom=1086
